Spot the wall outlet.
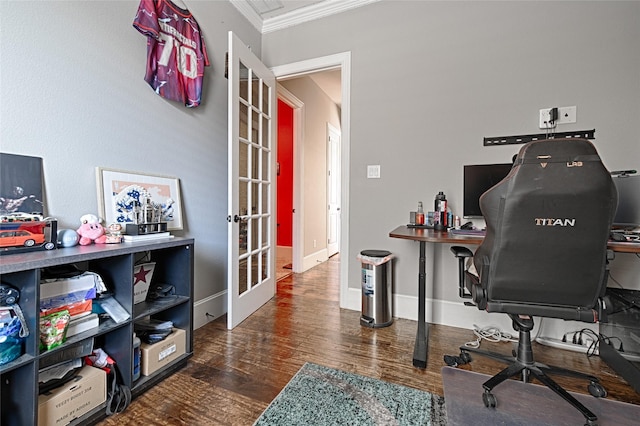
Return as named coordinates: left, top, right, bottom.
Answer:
left=539, top=105, right=577, bottom=128
left=539, top=107, right=557, bottom=129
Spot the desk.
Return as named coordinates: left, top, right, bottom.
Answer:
left=388, top=225, right=640, bottom=369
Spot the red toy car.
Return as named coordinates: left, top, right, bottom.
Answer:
left=0, top=229, right=45, bottom=247
left=0, top=219, right=56, bottom=252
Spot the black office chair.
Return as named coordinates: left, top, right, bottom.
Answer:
left=450, top=138, right=617, bottom=426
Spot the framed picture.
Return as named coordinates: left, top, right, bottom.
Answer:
left=0, top=153, right=45, bottom=216
left=96, top=167, right=183, bottom=230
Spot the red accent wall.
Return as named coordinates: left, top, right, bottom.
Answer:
left=277, top=99, right=294, bottom=247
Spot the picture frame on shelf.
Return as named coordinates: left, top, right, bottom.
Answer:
left=96, top=167, right=183, bottom=231
left=0, top=153, right=45, bottom=216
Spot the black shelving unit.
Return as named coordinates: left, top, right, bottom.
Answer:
left=0, top=237, right=194, bottom=425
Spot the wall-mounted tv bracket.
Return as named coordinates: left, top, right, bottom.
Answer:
left=484, top=129, right=595, bottom=146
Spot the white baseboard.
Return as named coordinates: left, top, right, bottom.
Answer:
left=535, top=336, right=596, bottom=354
left=198, top=283, right=511, bottom=333
left=343, top=287, right=513, bottom=332
left=301, top=248, right=328, bottom=272
left=193, top=290, right=227, bottom=329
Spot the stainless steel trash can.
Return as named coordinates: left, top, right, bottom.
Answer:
left=359, top=249, right=393, bottom=328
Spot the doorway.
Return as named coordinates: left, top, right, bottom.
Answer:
left=276, top=72, right=341, bottom=275
left=272, top=52, right=351, bottom=309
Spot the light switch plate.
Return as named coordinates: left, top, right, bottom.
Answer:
left=367, top=165, right=380, bottom=179
left=557, top=106, right=577, bottom=124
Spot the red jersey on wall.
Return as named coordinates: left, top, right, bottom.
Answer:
left=133, top=0, right=210, bottom=107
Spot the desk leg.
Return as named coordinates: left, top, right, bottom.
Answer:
left=413, top=240, right=429, bottom=368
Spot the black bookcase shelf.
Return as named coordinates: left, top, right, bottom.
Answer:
left=0, top=237, right=194, bottom=426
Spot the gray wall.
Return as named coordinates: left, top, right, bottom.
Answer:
left=262, top=1, right=640, bottom=306
left=0, top=0, right=261, bottom=327
left=2, top=1, right=639, bottom=333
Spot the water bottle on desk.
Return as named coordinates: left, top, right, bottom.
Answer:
left=434, top=191, right=447, bottom=231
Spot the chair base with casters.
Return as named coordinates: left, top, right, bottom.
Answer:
left=455, top=314, right=606, bottom=426
left=450, top=246, right=608, bottom=426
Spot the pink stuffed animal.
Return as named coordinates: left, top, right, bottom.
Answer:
left=77, top=214, right=107, bottom=245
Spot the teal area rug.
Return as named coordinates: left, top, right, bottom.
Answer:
left=254, top=362, right=447, bottom=425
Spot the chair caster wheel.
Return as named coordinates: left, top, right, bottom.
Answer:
left=584, top=419, right=598, bottom=426
left=588, top=381, right=607, bottom=398
left=444, top=351, right=472, bottom=367
left=482, top=391, right=497, bottom=408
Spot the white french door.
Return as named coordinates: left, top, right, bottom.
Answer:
left=227, top=31, right=276, bottom=329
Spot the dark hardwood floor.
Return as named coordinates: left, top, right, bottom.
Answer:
left=98, top=255, right=640, bottom=425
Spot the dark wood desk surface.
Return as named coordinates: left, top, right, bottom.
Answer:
left=608, top=240, right=640, bottom=253
left=389, top=225, right=640, bottom=253
left=389, top=226, right=483, bottom=245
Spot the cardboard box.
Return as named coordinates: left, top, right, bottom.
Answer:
left=140, top=328, right=186, bottom=376
left=38, top=365, right=106, bottom=426
left=133, top=262, right=155, bottom=304
left=40, top=272, right=99, bottom=300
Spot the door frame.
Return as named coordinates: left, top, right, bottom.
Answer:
left=271, top=51, right=351, bottom=309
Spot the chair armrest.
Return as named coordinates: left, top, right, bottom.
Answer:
left=450, top=246, right=474, bottom=300
left=450, top=246, right=473, bottom=258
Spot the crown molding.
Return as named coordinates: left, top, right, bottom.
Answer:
left=263, top=0, right=380, bottom=33
left=232, top=0, right=381, bottom=34
left=229, top=0, right=264, bottom=32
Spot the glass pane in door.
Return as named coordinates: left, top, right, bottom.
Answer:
left=262, top=81, right=269, bottom=115
left=261, top=183, right=268, bottom=214
left=239, top=258, right=248, bottom=295
left=239, top=62, right=249, bottom=102
left=261, top=250, right=268, bottom=281
left=251, top=146, right=259, bottom=180
left=239, top=139, right=248, bottom=178
left=251, top=71, right=260, bottom=109
left=251, top=253, right=260, bottom=287
left=262, top=216, right=269, bottom=248
left=239, top=102, right=249, bottom=140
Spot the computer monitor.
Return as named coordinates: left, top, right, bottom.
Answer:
left=612, top=174, right=640, bottom=230
left=463, top=163, right=513, bottom=218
